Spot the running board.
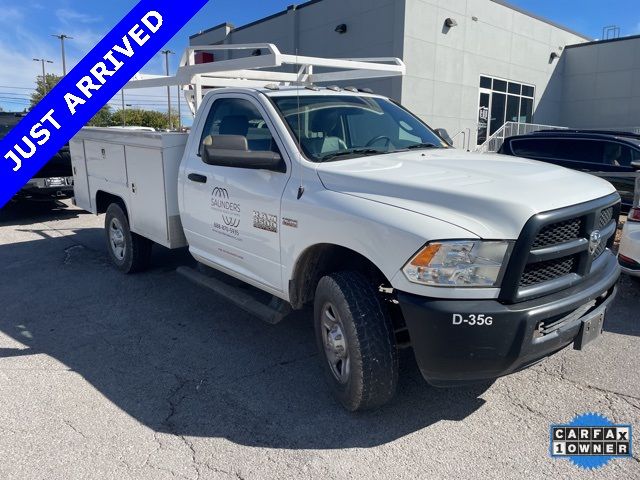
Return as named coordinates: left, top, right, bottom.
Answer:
left=176, top=266, right=291, bottom=324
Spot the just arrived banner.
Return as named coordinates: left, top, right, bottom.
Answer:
left=0, top=0, right=209, bottom=208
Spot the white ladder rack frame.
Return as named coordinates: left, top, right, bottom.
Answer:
left=124, top=43, right=406, bottom=114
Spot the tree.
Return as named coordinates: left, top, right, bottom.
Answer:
left=87, top=106, right=113, bottom=127
left=30, top=74, right=62, bottom=107
left=110, top=108, right=180, bottom=130
left=28, top=71, right=180, bottom=130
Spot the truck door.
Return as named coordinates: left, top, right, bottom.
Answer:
left=181, top=94, right=291, bottom=291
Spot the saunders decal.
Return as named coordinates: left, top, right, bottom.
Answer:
left=210, top=187, right=241, bottom=240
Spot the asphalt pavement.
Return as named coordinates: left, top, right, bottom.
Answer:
left=0, top=200, right=638, bottom=480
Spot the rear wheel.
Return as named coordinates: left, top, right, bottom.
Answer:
left=105, top=203, right=152, bottom=273
left=314, top=271, right=398, bottom=411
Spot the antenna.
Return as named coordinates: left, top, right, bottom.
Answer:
left=296, top=49, right=305, bottom=200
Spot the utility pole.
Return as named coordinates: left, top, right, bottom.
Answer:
left=177, top=85, right=182, bottom=130
left=52, top=34, right=73, bottom=76
left=33, top=58, right=54, bottom=95
left=161, top=49, right=174, bottom=130
left=121, top=91, right=126, bottom=127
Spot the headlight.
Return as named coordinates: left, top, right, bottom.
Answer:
left=402, top=240, right=512, bottom=287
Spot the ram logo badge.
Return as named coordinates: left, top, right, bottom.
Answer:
left=589, top=230, right=602, bottom=256
left=253, top=211, right=278, bottom=233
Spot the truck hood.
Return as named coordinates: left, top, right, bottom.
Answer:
left=316, top=149, right=617, bottom=239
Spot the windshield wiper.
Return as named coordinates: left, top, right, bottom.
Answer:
left=405, top=142, right=439, bottom=150
left=318, top=148, right=386, bottom=162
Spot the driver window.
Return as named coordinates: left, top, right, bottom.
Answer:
left=199, top=98, right=279, bottom=157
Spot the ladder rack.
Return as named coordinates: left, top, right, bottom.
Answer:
left=124, top=43, right=406, bottom=114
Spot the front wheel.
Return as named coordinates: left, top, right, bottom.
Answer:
left=105, top=203, right=152, bottom=273
left=314, top=271, right=398, bottom=411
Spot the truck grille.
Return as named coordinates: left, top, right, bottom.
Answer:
left=520, top=257, right=576, bottom=288
left=500, top=194, right=620, bottom=303
left=531, top=218, right=582, bottom=249
left=597, top=207, right=614, bottom=229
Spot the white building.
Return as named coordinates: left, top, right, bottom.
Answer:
left=190, top=0, right=640, bottom=149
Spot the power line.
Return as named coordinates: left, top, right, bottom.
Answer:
left=118, top=93, right=179, bottom=98
left=0, top=85, right=36, bottom=91
left=0, top=92, right=33, bottom=97
left=0, top=86, right=182, bottom=99
left=0, top=100, right=30, bottom=104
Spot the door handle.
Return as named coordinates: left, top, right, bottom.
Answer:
left=188, top=173, right=207, bottom=183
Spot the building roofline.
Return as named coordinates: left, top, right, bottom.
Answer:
left=231, top=0, right=326, bottom=34
left=189, top=22, right=235, bottom=40
left=565, top=33, right=640, bottom=49
left=490, top=0, right=591, bottom=41
left=190, top=0, right=592, bottom=43
left=189, top=1, right=323, bottom=40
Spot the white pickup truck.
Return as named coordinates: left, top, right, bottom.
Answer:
left=71, top=45, right=621, bottom=411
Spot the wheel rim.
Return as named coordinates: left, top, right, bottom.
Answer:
left=109, top=217, right=126, bottom=261
left=321, top=302, right=350, bottom=384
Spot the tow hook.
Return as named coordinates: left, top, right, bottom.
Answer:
left=379, top=285, right=399, bottom=304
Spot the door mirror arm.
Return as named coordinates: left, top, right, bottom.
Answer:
left=434, top=128, right=453, bottom=147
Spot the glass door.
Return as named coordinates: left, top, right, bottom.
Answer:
left=477, top=76, right=536, bottom=147
left=477, top=89, right=491, bottom=145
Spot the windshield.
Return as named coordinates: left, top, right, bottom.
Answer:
left=272, top=95, right=448, bottom=162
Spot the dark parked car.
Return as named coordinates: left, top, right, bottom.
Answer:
left=499, top=130, right=640, bottom=212
left=0, top=112, right=73, bottom=202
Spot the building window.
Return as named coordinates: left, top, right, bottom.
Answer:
left=477, top=76, right=535, bottom=145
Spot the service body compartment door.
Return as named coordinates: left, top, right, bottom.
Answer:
left=126, top=146, right=169, bottom=244
left=69, top=138, right=91, bottom=211
left=84, top=141, right=128, bottom=186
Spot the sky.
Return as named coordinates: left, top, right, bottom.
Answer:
left=0, top=0, right=638, bottom=120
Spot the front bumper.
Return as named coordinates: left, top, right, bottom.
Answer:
left=398, top=251, right=620, bottom=386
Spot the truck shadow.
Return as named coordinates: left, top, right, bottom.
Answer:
left=0, top=229, right=490, bottom=449
left=0, top=199, right=84, bottom=226
left=603, top=275, right=640, bottom=337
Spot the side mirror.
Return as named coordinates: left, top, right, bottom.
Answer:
left=202, top=135, right=284, bottom=172
left=434, top=128, right=453, bottom=147
left=631, top=160, right=640, bottom=170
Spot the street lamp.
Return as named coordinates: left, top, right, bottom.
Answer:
left=161, top=49, right=174, bottom=130
left=33, top=58, right=54, bottom=95
left=52, top=34, right=73, bottom=76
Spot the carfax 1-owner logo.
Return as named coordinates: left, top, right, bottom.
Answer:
left=550, top=413, right=633, bottom=470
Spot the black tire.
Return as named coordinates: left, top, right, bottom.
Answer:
left=105, top=203, right=152, bottom=273
left=314, top=271, right=398, bottom=411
